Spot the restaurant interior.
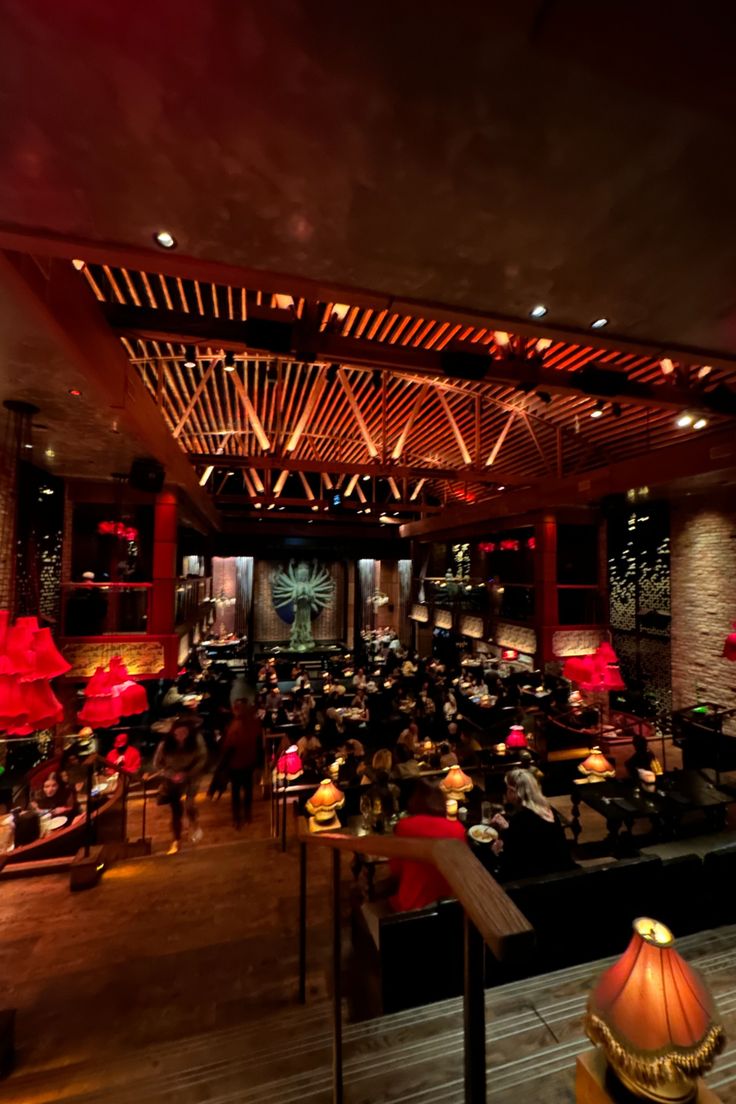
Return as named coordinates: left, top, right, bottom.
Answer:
left=2, top=6, right=736, bottom=1104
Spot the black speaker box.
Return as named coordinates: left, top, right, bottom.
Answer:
left=129, top=458, right=165, bottom=493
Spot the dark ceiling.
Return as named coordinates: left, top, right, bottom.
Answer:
left=2, top=1, right=736, bottom=354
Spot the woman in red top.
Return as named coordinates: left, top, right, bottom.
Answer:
left=389, top=779, right=467, bottom=912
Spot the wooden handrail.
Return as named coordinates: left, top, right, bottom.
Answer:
left=304, top=830, right=534, bottom=960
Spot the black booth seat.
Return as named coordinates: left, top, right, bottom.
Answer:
left=352, top=851, right=715, bottom=1015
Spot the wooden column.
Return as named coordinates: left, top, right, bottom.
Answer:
left=534, top=513, right=558, bottom=667
left=149, top=491, right=178, bottom=635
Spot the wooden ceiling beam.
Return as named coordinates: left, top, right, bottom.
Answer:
left=190, top=452, right=516, bottom=485
left=101, top=302, right=736, bottom=415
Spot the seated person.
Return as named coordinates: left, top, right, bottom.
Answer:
left=625, top=733, right=663, bottom=783
left=491, top=769, right=575, bottom=881
left=438, top=742, right=458, bottom=768
left=456, top=728, right=482, bottom=767
left=397, top=720, right=420, bottom=754
left=31, top=771, right=80, bottom=826
left=59, top=745, right=89, bottom=795
left=105, top=732, right=142, bottom=775
left=350, top=688, right=369, bottom=722
left=360, top=747, right=394, bottom=785
left=352, top=667, right=368, bottom=689
left=393, top=743, right=421, bottom=780
left=162, top=675, right=192, bottom=711
left=389, top=779, right=467, bottom=912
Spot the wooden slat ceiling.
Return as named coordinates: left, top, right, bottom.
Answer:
left=79, top=262, right=736, bottom=520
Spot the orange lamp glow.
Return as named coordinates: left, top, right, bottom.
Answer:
left=305, top=778, right=345, bottom=832
left=440, top=765, right=473, bottom=799
left=585, top=917, right=725, bottom=1102
left=578, top=747, right=615, bottom=780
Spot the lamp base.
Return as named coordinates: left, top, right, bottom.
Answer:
left=308, top=814, right=341, bottom=833
left=576, top=1052, right=721, bottom=1104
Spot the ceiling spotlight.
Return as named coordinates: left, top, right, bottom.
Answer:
left=68, top=388, right=82, bottom=397
left=696, top=365, right=713, bottom=380
left=693, top=417, right=708, bottom=430
left=71, top=259, right=85, bottom=271
left=591, top=400, right=605, bottom=419
left=529, top=305, right=548, bottom=319
left=215, top=446, right=224, bottom=455
left=226, top=470, right=234, bottom=477
left=364, top=507, right=371, bottom=514
left=223, top=351, right=236, bottom=372
left=535, top=337, right=552, bottom=352
left=362, top=474, right=370, bottom=482
left=660, top=357, right=675, bottom=376
left=611, top=402, right=622, bottom=418
left=676, top=413, right=693, bottom=428
left=154, top=230, right=176, bottom=249
left=254, top=502, right=262, bottom=509
left=267, top=503, right=275, bottom=510
left=183, top=346, right=197, bottom=369
left=494, top=330, right=510, bottom=347
left=497, top=485, right=505, bottom=492
left=393, top=511, right=399, bottom=517
left=311, top=504, right=319, bottom=512
left=279, top=505, right=286, bottom=510
left=357, top=509, right=363, bottom=515
left=23, top=443, right=32, bottom=449
left=45, top=448, right=55, bottom=459
left=591, top=318, right=609, bottom=330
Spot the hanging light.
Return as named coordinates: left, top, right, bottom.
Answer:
left=183, top=346, right=197, bottom=369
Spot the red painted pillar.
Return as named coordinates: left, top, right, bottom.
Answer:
left=149, top=491, right=177, bottom=635
left=534, top=513, right=558, bottom=667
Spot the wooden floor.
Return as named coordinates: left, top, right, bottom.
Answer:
left=3, top=762, right=736, bottom=1104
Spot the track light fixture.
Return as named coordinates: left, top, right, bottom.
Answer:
left=183, top=346, right=197, bottom=369
left=224, top=351, right=236, bottom=372
left=590, top=400, right=605, bottom=419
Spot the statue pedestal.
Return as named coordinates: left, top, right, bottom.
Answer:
left=576, top=1051, right=722, bottom=1104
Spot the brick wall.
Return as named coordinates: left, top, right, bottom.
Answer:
left=0, top=453, right=17, bottom=610
left=671, top=495, right=736, bottom=711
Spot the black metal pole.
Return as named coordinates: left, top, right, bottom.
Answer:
left=281, top=776, right=288, bottom=852
left=84, top=763, right=94, bottom=858
left=298, top=841, right=307, bottom=1004
left=463, top=914, right=486, bottom=1104
left=332, top=848, right=343, bottom=1104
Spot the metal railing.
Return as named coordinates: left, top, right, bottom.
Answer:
left=298, top=828, right=534, bottom=1104
left=62, top=583, right=152, bottom=635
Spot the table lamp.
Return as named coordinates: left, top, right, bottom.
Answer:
left=305, top=778, right=345, bottom=832
left=578, top=746, right=615, bottom=780
left=585, top=917, right=725, bottom=1102
left=440, top=765, right=473, bottom=800
left=506, top=725, right=528, bottom=750
left=274, top=745, right=303, bottom=784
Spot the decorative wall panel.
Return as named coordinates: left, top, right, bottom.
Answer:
left=62, top=640, right=165, bottom=677
left=495, top=623, right=537, bottom=655
left=410, top=603, right=429, bottom=623
left=552, top=628, right=606, bottom=657
left=460, top=615, right=484, bottom=639
left=434, top=610, right=452, bottom=630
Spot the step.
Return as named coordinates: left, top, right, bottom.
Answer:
left=5, top=923, right=736, bottom=1104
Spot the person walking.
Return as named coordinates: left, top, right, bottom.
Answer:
left=152, top=719, right=207, bottom=854
left=220, top=699, right=260, bottom=828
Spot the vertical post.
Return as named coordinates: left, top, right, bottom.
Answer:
left=298, top=841, right=307, bottom=1004
left=463, top=914, right=486, bottom=1104
left=150, top=492, right=178, bottom=670
left=84, top=763, right=94, bottom=858
left=281, top=775, right=288, bottom=852
left=332, top=849, right=343, bottom=1104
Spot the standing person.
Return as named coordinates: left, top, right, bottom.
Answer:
left=220, top=700, right=260, bottom=828
left=152, top=719, right=207, bottom=854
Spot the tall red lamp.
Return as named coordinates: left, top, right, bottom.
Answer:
left=583, top=918, right=725, bottom=1103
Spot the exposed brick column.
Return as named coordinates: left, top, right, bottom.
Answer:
left=149, top=491, right=178, bottom=635
left=534, top=513, right=558, bottom=666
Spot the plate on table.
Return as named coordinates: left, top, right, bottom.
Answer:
left=48, top=816, right=69, bottom=832
left=468, top=824, right=498, bottom=844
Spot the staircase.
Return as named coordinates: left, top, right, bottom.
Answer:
left=5, top=919, right=736, bottom=1104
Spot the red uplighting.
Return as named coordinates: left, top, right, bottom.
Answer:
left=97, top=520, right=139, bottom=541
left=527, top=536, right=536, bottom=550
left=501, top=648, right=518, bottom=660
left=479, top=542, right=496, bottom=553
left=68, top=388, right=82, bottom=397
left=499, top=539, right=520, bottom=551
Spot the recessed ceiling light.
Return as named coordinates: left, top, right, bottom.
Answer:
left=591, top=400, right=605, bottom=419
left=223, top=351, right=236, bottom=372
left=68, top=388, right=81, bottom=397
left=183, top=346, right=197, bottom=369
left=660, top=357, right=675, bottom=376
left=362, top=474, right=370, bottom=482
left=591, top=318, right=609, bottom=330
left=45, top=448, right=55, bottom=459
left=71, top=259, right=85, bottom=271
left=497, top=485, right=505, bottom=491
left=535, top=338, right=552, bottom=352
left=311, top=505, right=319, bottom=512
left=676, top=413, right=693, bottom=428
left=529, top=305, right=547, bottom=319
left=226, top=470, right=234, bottom=477
left=693, top=417, right=708, bottom=430
left=154, top=230, right=176, bottom=249
left=696, top=365, right=712, bottom=380
left=267, top=503, right=275, bottom=510
left=23, top=443, right=33, bottom=449
left=254, top=502, right=262, bottom=509
left=494, top=330, right=510, bottom=347
left=364, top=507, right=371, bottom=514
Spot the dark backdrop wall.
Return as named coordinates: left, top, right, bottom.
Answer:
left=15, top=462, right=64, bottom=624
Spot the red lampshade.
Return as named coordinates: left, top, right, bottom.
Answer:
left=108, top=656, right=130, bottom=684
left=0, top=674, right=29, bottom=724
left=723, top=623, right=736, bottom=661
left=30, top=628, right=71, bottom=680
left=21, top=680, right=64, bottom=727
left=84, top=666, right=114, bottom=698
left=440, top=765, right=473, bottom=798
left=586, top=918, right=725, bottom=1100
left=119, top=681, right=148, bottom=716
left=563, top=655, right=596, bottom=683
left=0, top=609, right=8, bottom=653
left=78, top=692, right=122, bottom=727
left=506, top=725, right=527, bottom=749
left=275, top=745, right=303, bottom=782
left=601, top=662, right=626, bottom=691
left=578, top=747, right=615, bottom=778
